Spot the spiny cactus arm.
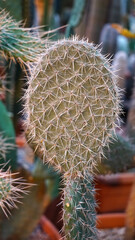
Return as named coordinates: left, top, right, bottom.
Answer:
left=0, top=10, right=45, bottom=63
left=0, top=168, right=30, bottom=217
left=63, top=172, right=97, bottom=240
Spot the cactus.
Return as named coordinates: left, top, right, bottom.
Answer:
left=65, top=0, right=86, bottom=38
left=25, top=38, right=119, bottom=174
left=0, top=101, right=30, bottom=217
left=0, top=117, right=33, bottom=223
left=63, top=172, right=97, bottom=240
left=25, top=38, right=120, bottom=239
left=0, top=134, right=14, bottom=160
left=112, top=51, right=128, bottom=91
left=0, top=100, right=17, bottom=170
left=0, top=9, right=43, bottom=217
left=96, top=132, right=135, bottom=174
left=0, top=10, right=45, bottom=63
left=99, top=24, right=118, bottom=58
left=0, top=8, right=46, bottom=131
left=0, top=158, right=61, bottom=240
left=0, top=167, right=29, bottom=217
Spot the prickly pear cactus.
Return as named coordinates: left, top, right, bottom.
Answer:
left=25, top=38, right=119, bottom=174
left=25, top=38, right=120, bottom=239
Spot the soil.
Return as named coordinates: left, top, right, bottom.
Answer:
left=29, top=227, right=126, bottom=240
left=98, top=228, right=125, bottom=240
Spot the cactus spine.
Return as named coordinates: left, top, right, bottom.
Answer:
left=0, top=134, right=14, bottom=160
left=0, top=10, right=45, bottom=63
left=0, top=168, right=29, bottom=217
left=25, top=38, right=120, bottom=239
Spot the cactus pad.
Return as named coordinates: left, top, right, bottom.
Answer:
left=25, top=38, right=119, bottom=173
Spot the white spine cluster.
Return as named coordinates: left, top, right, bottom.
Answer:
left=0, top=168, right=30, bottom=217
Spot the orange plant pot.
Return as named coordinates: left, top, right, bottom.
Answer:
left=97, top=213, right=126, bottom=229
left=40, top=216, right=62, bottom=240
left=95, top=173, right=135, bottom=213
left=95, top=173, right=135, bottom=229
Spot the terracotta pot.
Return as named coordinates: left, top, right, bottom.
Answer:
left=40, top=216, right=62, bottom=240
left=97, top=213, right=126, bottom=229
left=95, top=173, right=135, bottom=213
left=95, top=173, right=135, bottom=229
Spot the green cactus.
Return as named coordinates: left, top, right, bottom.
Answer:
left=0, top=100, right=17, bottom=170
left=0, top=158, right=61, bottom=240
left=0, top=9, right=44, bottom=217
left=65, top=0, right=86, bottom=38
left=25, top=38, right=120, bottom=239
left=0, top=10, right=45, bottom=63
left=0, top=168, right=30, bottom=217
left=0, top=8, right=46, bottom=130
left=63, top=172, right=97, bottom=240
left=96, top=132, right=135, bottom=174
left=0, top=100, right=30, bottom=217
